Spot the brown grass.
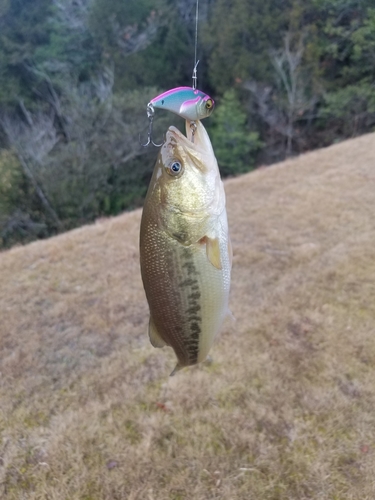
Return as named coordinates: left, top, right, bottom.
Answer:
left=1, top=133, right=375, bottom=499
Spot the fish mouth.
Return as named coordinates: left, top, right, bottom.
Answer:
left=166, top=120, right=214, bottom=157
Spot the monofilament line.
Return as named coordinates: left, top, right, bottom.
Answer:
left=192, top=0, right=199, bottom=90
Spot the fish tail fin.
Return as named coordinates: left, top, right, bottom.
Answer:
left=203, top=355, right=213, bottom=366
left=170, top=362, right=184, bottom=376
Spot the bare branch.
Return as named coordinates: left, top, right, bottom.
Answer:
left=18, top=99, right=34, bottom=127
left=246, top=32, right=318, bottom=157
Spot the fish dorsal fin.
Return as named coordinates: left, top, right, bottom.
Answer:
left=201, top=236, right=222, bottom=270
left=148, top=317, right=167, bottom=348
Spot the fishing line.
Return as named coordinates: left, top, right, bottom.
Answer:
left=192, top=0, right=199, bottom=90
left=141, top=0, right=213, bottom=147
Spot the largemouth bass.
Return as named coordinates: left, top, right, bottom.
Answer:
left=139, top=120, right=232, bottom=373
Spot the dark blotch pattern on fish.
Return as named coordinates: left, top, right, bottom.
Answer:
left=178, top=248, right=203, bottom=364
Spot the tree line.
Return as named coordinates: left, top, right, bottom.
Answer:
left=0, top=0, right=374, bottom=248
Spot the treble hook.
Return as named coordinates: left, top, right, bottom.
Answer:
left=139, top=103, right=163, bottom=147
left=189, top=120, right=197, bottom=143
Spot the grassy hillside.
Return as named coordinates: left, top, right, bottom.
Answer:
left=1, top=133, right=375, bottom=499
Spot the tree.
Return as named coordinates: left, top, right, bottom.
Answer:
left=316, top=4, right=375, bottom=137
left=0, top=111, right=61, bottom=227
left=0, top=0, right=54, bottom=107
left=0, top=149, right=50, bottom=247
left=243, top=31, right=319, bottom=158
left=271, top=32, right=319, bottom=156
left=88, top=0, right=194, bottom=91
left=209, top=89, right=262, bottom=175
left=0, top=68, right=172, bottom=242
left=204, top=0, right=291, bottom=93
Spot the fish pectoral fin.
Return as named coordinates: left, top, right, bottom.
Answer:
left=200, top=236, right=222, bottom=270
left=148, top=317, right=167, bottom=348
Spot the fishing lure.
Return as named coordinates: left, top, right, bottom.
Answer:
left=150, top=86, right=214, bottom=121
left=140, top=86, right=214, bottom=147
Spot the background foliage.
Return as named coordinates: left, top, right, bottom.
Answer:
left=0, top=0, right=374, bottom=248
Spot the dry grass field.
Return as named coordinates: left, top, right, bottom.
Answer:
left=1, top=133, right=375, bottom=499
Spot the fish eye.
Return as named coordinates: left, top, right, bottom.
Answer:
left=167, top=160, right=183, bottom=176
left=205, top=99, right=213, bottom=110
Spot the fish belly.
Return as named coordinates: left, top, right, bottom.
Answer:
left=140, top=215, right=230, bottom=367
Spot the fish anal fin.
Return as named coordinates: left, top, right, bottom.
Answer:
left=148, top=317, right=167, bottom=348
left=200, top=236, right=222, bottom=270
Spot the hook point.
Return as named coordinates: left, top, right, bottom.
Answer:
left=139, top=103, right=163, bottom=148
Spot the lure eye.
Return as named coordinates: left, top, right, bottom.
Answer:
left=167, top=160, right=183, bottom=176
left=205, top=99, right=214, bottom=110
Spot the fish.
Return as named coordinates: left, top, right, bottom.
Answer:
left=139, top=119, right=232, bottom=374
left=149, top=87, right=214, bottom=121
